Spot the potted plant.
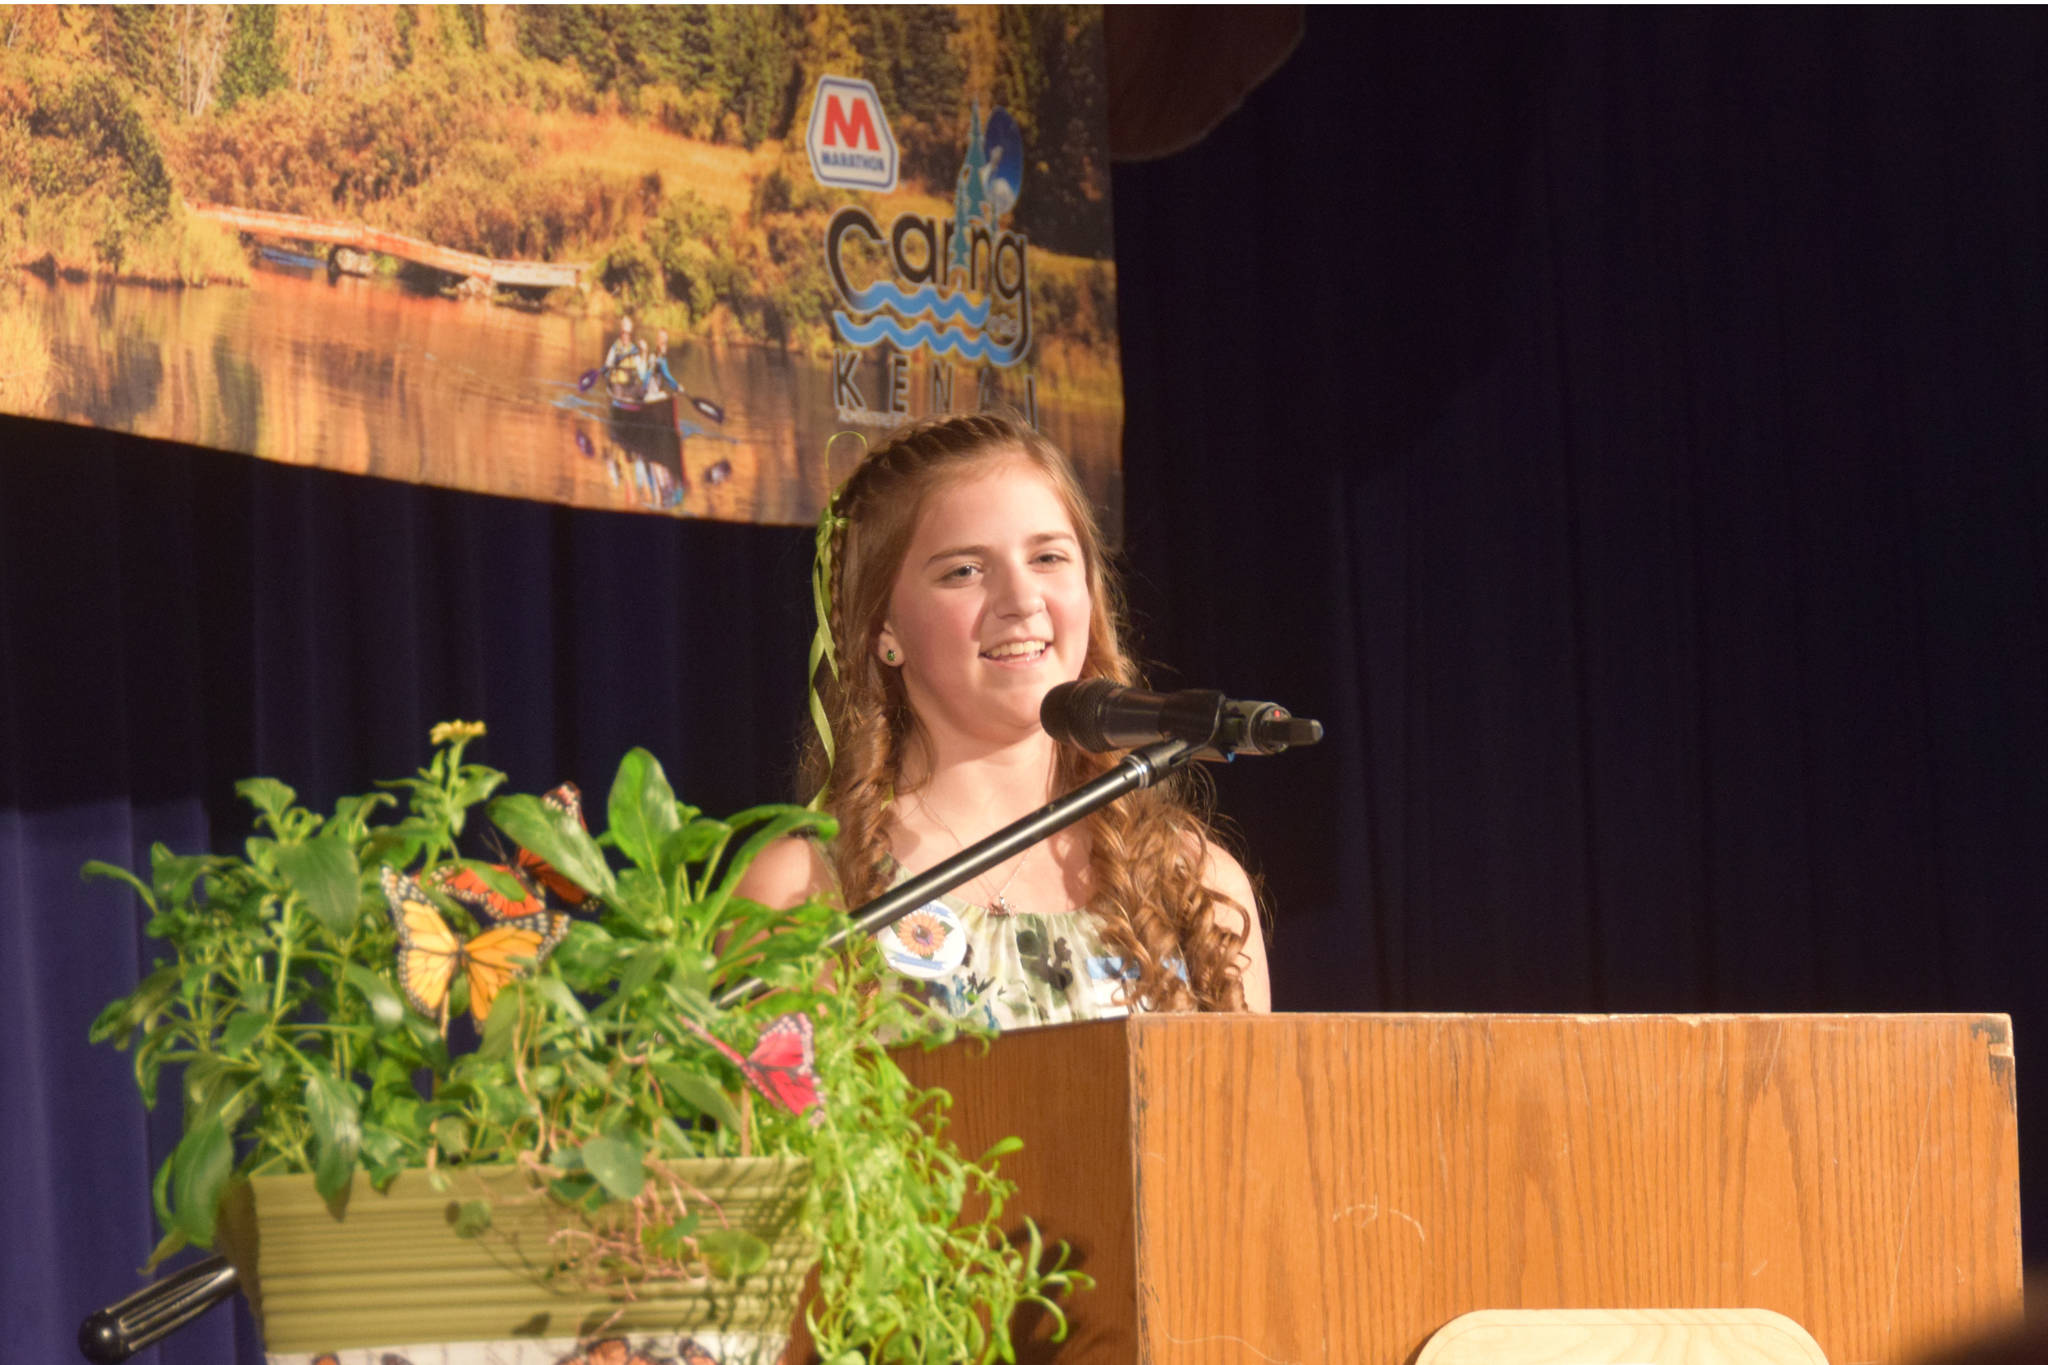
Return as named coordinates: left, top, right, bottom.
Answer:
left=89, top=722, right=1083, bottom=1365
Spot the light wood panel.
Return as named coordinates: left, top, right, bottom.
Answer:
left=1415, top=1308, right=1829, bottom=1365
left=899, top=1013, right=2021, bottom=1365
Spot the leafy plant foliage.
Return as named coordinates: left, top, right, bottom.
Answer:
left=90, top=724, right=1083, bottom=1363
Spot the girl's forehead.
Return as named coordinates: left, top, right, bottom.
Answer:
left=916, top=455, right=1068, bottom=523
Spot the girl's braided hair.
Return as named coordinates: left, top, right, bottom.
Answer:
left=801, top=412, right=1253, bottom=1012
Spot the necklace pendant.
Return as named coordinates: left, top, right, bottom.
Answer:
left=988, top=890, right=1015, bottom=917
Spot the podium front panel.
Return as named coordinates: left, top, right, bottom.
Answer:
left=900, top=1013, right=2020, bottom=1365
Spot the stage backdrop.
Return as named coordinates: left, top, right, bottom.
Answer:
left=0, top=4, right=1120, bottom=526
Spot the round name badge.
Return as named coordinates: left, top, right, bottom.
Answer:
left=878, top=899, right=969, bottom=979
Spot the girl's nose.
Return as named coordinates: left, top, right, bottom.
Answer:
left=992, top=564, right=1046, bottom=618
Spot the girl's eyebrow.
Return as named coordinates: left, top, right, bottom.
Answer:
left=922, top=531, right=1076, bottom=568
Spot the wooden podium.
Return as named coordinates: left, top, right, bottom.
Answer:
left=893, top=1013, right=2021, bottom=1365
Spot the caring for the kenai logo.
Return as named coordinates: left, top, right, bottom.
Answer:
left=806, top=78, right=1033, bottom=424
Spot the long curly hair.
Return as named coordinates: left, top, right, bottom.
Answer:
left=801, top=412, right=1253, bottom=1012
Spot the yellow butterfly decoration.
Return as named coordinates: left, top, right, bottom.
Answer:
left=380, top=866, right=569, bottom=1030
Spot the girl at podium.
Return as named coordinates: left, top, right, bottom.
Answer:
left=737, top=412, right=1270, bottom=1028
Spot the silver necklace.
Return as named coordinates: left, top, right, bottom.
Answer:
left=915, top=796, right=1033, bottom=915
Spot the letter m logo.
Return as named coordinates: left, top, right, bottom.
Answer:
left=806, top=76, right=898, bottom=193
left=823, top=95, right=879, bottom=151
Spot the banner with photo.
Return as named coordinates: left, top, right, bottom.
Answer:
left=0, top=5, right=1120, bottom=526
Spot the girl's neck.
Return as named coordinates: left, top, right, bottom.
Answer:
left=898, top=732, right=1060, bottom=835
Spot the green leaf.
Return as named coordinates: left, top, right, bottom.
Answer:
left=608, top=748, right=683, bottom=873
left=448, top=1198, right=494, bottom=1238
left=81, top=859, right=156, bottom=912
left=431, top=1117, right=471, bottom=1158
left=183, top=1056, right=242, bottom=1127
left=360, top=826, right=429, bottom=872
left=481, top=1077, right=529, bottom=1126
left=665, top=817, right=731, bottom=869
left=274, top=836, right=361, bottom=937
left=640, top=1210, right=702, bottom=1259
left=168, top=1114, right=233, bottom=1246
left=703, top=807, right=837, bottom=916
left=141, top=1227, right=190, bottom=1275
left=652, top=1063, right=742, bottom=1131
left=359, top=1124, right=410, bottom=1187
left=151, top=1145, right=176, bottom=1228
left=452, top=767, right=508, bottom=811
left=476, top=862, right=535, bottom=904
left=531, top=974, right=589, bottom=1027
left=148, top=845, right=225, bottom=909
left=615, top=867, right=666, bottom=921
left=476, top=986, right=521, bottom=1061
left=323, top=791, right=397, bottom=841
left=342, top=963, right=405, bottom=1034
left=219, top=1011, right=268, bottom=1057
left=88, top=964, right=180, bottom=1044
left=244, top=836, right=279, bottom=874
left=488, top=794, right=616, bottom=900
left=303, top=1070, right=363, bottom=1202
left=979, top=1136, right=1025, bottom=1163
left=551, top=919, right=619, bottom=990
left=135, top=1030, right=173, bottom=1103
left=235, top=777, right=297, bottom=826
left=547, top=1173, right=605, bottom=1213
left=610, top=943, right=666, bottom=1005
left=578, top=1135, right=647, bottom=1201
left=698, top=1227, right=770, bottom=1279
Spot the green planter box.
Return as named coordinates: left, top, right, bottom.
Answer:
left=218, top=1159, right=813, bottom=1365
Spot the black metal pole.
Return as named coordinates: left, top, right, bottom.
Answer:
left=713, top=738, right=1195, bottom=1009
left=78, top=1253, right=238, bottom=1363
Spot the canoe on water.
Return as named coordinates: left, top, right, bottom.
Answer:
left=258, top=246, right=328, bottom=271
left=606, top=368, right=671, bottom=413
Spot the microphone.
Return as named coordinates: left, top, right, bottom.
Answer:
left=1041, top=679, right=1324, bottom=756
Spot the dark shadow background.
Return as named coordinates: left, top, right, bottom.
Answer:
left=5, top=10, right=2044, bottom=1361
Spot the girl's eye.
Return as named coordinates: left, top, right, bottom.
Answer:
left=941, top=563, right=980, bottom=582
left=1035, top=551, right=1071, bottom=567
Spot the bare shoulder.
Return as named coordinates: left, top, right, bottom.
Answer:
left=1178, top=830, right=1255, bottom=913
left=733, top=835, right=834, bottom=911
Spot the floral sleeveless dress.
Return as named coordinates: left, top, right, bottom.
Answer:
left=872, top=879, right=1151, bottom=1031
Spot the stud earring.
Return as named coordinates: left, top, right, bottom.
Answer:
left=885, top=648, right=899, bottom=664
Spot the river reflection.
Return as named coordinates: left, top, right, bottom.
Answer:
left=11, top=265, right=1122, bottom=527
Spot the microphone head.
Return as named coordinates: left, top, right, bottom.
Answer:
left=1039, top=678, right=1121, bottom=750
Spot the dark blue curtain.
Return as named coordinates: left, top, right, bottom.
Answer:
left=7, top=9, right=2047, bottom=1361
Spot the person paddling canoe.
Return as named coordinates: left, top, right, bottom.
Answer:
left=603, top=315, right=645, bottom=389
left=646, top=327, right=683, bottom=401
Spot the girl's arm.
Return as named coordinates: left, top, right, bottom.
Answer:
left=1200, top=841, right=1272, bottom=1012
left=733, top=835, right=834, bottom=911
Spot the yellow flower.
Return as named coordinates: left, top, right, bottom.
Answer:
left=898, top=910, right=949, bottom=959
left=430, top=720, right=487, bottom=746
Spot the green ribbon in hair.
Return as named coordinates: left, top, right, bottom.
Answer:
left=806, top=432, right=866, bottom=808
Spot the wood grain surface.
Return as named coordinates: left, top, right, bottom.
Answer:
left=898, top=1013, right=2021, bottom=1365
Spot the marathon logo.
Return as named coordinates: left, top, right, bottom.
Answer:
left=806, top=77, right=898, bottom=193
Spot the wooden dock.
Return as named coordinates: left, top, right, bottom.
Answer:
left=192, top=203, right=589, bottom=291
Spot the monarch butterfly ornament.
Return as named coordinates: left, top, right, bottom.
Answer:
left=381, top=866, right=569, bottom=1031
left=675, top=1012, right=823, bottom=1126
left=427, top=782, right=593, bottom=920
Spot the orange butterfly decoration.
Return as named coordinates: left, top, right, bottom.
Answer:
left=381, top=866, right=568, bottom=1029
left=427, top=782, right=592, bottom=919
